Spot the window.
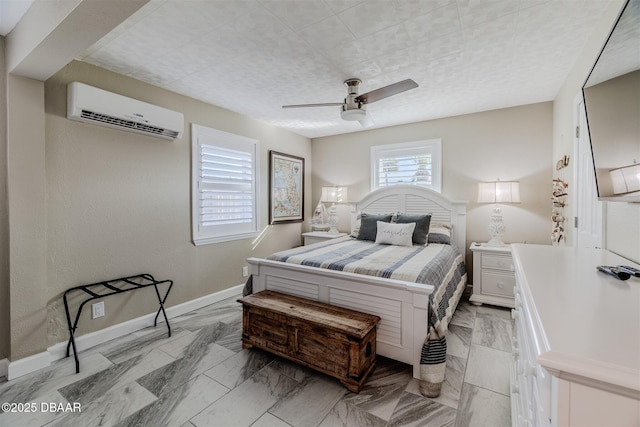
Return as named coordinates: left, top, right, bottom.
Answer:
left=191, top=124, right=259, bottom=245
left=371, top=139, right=442, bottom=192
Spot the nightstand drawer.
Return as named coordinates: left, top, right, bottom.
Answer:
left=481, top=253, right=514, bottom=271
left=482, top=271, right=516, bottom=297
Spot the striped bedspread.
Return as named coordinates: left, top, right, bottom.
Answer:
left=265, top=235, right=467, bottom=396
left=267, top=236, right=461, bottom=289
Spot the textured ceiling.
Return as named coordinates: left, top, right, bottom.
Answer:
left=77, top=0, right=616, bottom=138
left=585, top=0, right=639, bottom=86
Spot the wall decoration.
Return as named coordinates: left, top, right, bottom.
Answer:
left=555, top=155, right=570, bottom=171
left=269, top=151, right=304, bottom=224
left=551, top=178, right=568, bottom=245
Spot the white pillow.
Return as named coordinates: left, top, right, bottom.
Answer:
left=375, top=221, right=416, bottom=247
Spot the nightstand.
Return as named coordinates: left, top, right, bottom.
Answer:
left=302, top=232, right=347, bottom=246
left=469, top=242, right=515, bottom=308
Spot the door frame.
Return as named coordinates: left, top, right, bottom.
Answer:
left=572, top=93, right=605, bottom=250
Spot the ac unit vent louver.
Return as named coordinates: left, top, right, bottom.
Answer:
left=67, top=82, right=184, bottom=140
left=79, top=110, right=180, bottom=139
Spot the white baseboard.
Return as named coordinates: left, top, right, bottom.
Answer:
left=7, top=352, right=50, bottom=381
left=8, top=283, right=244, bottom=381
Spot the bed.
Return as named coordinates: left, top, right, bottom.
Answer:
left=246, top=185, right=467, bottom=396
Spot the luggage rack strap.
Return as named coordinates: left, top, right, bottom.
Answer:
left=122, top=278, right=147, bottom=288
left=63, top=273, right=173, bottom=374
left=78, top=286, right=100, bottom=298
left=101, top=283, right=121, bottom=293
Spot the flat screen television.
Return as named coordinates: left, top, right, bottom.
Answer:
left=582, top=0, right=640, bottom=202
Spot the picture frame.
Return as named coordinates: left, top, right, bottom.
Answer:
left=269, top=151, right=305, bottom=224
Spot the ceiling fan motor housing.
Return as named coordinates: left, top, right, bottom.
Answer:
left=344, top=78, right=362, bottom=94
left=342, top=78, right=366, bottom=117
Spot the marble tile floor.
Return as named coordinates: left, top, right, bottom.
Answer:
left=0, top=293, right=513, bottom=427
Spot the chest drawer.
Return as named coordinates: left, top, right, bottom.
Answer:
left=482, top=253, right=514, bottom=271
left=482, top=271, right=516, bottom=297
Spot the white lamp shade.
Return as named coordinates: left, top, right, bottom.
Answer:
left=610, top=164, right=640, bottom=194
left=478, top=181, right=520, bottom=203
left=321, top=186, right=348, bottom=203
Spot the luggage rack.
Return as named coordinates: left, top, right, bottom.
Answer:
left=63, top=273, right=173, bottom=373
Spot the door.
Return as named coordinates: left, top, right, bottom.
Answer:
left=574, top=96, right=603, bottom=249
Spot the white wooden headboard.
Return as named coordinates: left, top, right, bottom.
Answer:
left=351, top=185, right=468, bottom=253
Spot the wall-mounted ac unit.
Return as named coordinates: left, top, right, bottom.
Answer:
left=67, top=82, right=184, bottom=140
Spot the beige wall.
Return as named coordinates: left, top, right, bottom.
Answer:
left=311, top=102, right=553, bottom=269
left=2, top=59, right=311, bottom=357
left=7, top=74, right=48, bottom=361
left=553, top=0, right=640, bottom=263
left=0, top=36, right=8, bottom=360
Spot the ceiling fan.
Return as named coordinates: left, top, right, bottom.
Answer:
left=282, top=78, right=418, bottom=127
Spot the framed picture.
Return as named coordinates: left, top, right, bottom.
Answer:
left=269, top=151, right=304, bottom=224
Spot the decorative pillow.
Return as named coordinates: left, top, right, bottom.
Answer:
left=357, top=213, right=393, bottom=241
left=427, top=222, right=452, bottom=245
left=395, top=214, right=431, bottom=245
left=350, top=212, right=390, bottom=238
left=375, top=221, right=416, bottom=247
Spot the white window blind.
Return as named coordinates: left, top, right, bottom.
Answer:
left=371, top=139, right=442, bottom=192
left=192, top=124, right=259, bottom=245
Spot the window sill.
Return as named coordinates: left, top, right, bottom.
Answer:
left=193, top=231, right=259, bottom=246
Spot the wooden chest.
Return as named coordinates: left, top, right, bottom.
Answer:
left=238, top=290, right=380, bottom=393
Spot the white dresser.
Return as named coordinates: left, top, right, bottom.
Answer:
left=510, top=244, right=640, bottom=427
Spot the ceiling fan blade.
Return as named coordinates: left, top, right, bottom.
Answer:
left=356, top=79, right=418, bottom=104
left=282, top=102, right=343, bottom=109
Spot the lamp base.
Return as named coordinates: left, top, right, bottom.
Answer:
left=485, top=236, right=506, bottom=247
left=311, top=223, right=330, bottom=232
left=486, top=207, right=506, bottom=246
left=327, top=203, right=339, bottom=235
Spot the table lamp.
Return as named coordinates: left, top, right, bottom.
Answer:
left=478, top=180, right=520, bottom=246
left=321, top=186, right=348, bottom=234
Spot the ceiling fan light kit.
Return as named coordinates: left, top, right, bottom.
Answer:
left=282, top=78, right=418, bottom=127
left=341, top=108, right=367, bottom=121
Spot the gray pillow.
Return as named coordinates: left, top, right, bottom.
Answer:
left=427, top=222, right=452, bottom=245
left=357, top=213, right=393, bottom=241
left=396, top=214, right=431, bottom=245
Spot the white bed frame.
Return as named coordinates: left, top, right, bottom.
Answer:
left=247, top=185, right=467, bottom=379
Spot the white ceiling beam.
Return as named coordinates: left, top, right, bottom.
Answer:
left=6, top=0, right=148, bottom=81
